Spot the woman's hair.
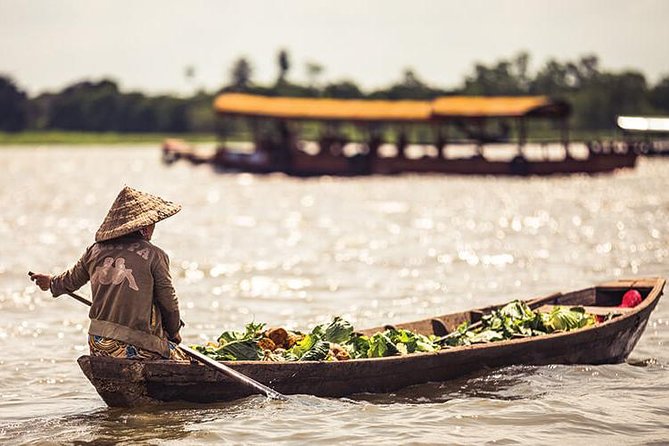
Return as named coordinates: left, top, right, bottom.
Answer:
left=99, top=230, right=144, bottom=244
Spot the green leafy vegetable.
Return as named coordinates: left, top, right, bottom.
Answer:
left=385, top=328, right=437, bottom=354
left=542, top=306, right=595, bottom=331
left=368, top=333, right=400, bottom=358
left=214, top=340, right=261, bottom=361
left=437, top=300, right=595, bottom=348
left=344, top=333, right=371, bottom=359
left=468, top=329, right=505, bottom=344
left=323, top=316, right=354, bottom=344
left=217, top=321, right=265, bottom=344
left=288, top=333, right=317, bottom=358
left=300, top=340, right=331, bottom=361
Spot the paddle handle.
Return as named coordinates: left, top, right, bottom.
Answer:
left=28, top=271, right=94, bottom=306
left=64, top=292, right=94, bottom=307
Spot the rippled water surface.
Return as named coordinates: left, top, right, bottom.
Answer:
left=0, top=146, right=668, bottom=445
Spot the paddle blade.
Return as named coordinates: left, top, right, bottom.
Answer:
left=179, top=345, right=287, bottom=401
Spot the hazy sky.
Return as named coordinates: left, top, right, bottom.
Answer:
left=1, top=0, right=668, bottom=96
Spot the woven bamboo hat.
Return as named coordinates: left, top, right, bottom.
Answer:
left=95, top=186, right=181, bottom=242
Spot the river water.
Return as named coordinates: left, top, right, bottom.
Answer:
left=0, top=146, right=667, bottom=445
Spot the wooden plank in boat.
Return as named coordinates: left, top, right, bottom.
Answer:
left=536, top=304, right=635, bottom=316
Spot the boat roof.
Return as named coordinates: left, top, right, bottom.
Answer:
left=213, top=93, right=432, bottom=122
left=617, top=116, right=669, bottom=133
left=432, top=96, right=567, bottom=118
left=213, top=93, right=570, bottom=121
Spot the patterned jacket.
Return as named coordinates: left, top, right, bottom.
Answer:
left=50, top=234, right=181, bottom=357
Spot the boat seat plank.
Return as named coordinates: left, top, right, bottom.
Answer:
left=598, top=277, right=661, bottom=288
left=537, top=304, right=636, bottom=316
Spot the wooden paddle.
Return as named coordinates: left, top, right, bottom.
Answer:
left=28, top=271, right=287, bottom=401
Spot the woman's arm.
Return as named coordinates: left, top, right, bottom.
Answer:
left=47, top=248, right=92, bottom=296
left=152, top=250, right=182, bottom=340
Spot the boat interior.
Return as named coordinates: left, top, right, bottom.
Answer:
left=360, top=278, right=664, bottom=337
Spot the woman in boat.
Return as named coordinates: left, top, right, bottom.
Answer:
left=30, top=186, right=186, bottom=360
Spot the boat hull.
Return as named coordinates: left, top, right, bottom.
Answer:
left=78, top=278, right=663, bottom=407
left=211, top=151, right=638, bottom=177
left=162, top=140, right=638, bottom=177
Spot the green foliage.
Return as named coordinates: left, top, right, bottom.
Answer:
left=2, top=50, right=666, bottom=137
left=229, top=57, right=253, bottom=92
left=195, top=305, right=600, bottom=362
left=0, top=130, right=216, bottom=145
left=47, top=80, right=122, bottom=131
left=322, top=316, right=354, bottom=344
left=568, top=71, right=652, bottom=130
left=369, top=68, right=446, bottom=100
left=0, top=75, right=29, bottom=132
left=438, top=300, right=596, bottom=348
left=650, top=76, right=669, bottom=114
left=214, top=340, right=261, bottom=361
left=463, top=52, right=659, bottom=130
left=463, top=52, right=531, bottom=95
left=193, top=339, right=261, bottom=361
left=191, top=321, right=267, bottom=361
left=322, top=80, right=365, bottom=99
left=290, top=333, right=318, bottom=358
left=440, top=321, right=472, bottom=347
left=271, top=81, right=319, bottom=98
left=345, top=333, right=371, bottom=359
left=542, top=306, right=595, bottom=331
left=367, top=332, right=400, bottom=358
left=385, top=328, right=437, bottom=354
left=26, top=79, right=212, bottom=134
left=285, top=317, right=353, bottom=361
left=277, top=49, right=290, bottom=84
left=299, top=340, right=330, bottom=361
left=217, top=321, right=265, bottom=344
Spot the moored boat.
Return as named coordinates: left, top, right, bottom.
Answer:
left=79, top=277, right=664, bottom=407
left=581, top=115, right=669, bottom=158
left=163, top=94, right=638, bottom=176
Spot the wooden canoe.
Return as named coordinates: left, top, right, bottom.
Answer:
left=78, top=277, right=664, bottom=407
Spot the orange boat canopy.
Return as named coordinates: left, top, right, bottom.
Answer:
left=214, top=93, right=432, bottom=122
left=214, top=93, right=569, bottom=121
left=431, top=96, right=568, bottom=118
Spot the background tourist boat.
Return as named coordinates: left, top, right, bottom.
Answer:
left=613, top=115, right=669, bottom=156
left=163, top=94, right=638, bottom=176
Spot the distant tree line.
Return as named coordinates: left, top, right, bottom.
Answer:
left=2, top=50, right=669, bottom=133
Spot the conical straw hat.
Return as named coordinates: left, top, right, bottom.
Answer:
left=95, top=186, right=181, bottom=242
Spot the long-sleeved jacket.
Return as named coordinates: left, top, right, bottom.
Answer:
left=50, top=234, right=181, bottom=358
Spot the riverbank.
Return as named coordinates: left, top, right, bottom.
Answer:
left=0, top=130, right=621, bottom=147
left=0, top=131, right=217, bottom=145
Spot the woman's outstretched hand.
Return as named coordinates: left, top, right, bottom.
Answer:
left=30, top=272, right=52, bottom=291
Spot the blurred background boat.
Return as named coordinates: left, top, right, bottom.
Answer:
left=163, top=94, right=638, bottom=176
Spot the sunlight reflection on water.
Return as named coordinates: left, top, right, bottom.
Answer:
left=0, top=147, right=668, bottom=444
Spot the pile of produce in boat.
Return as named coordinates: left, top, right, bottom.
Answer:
left=441, top=300, right=597, bottom=347
left=192, top=301, right=599, bottom=362
left=191, top=316, right=439, bottom=362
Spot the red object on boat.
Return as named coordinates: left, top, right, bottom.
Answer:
left=620, top=290, right=642, bottom=308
